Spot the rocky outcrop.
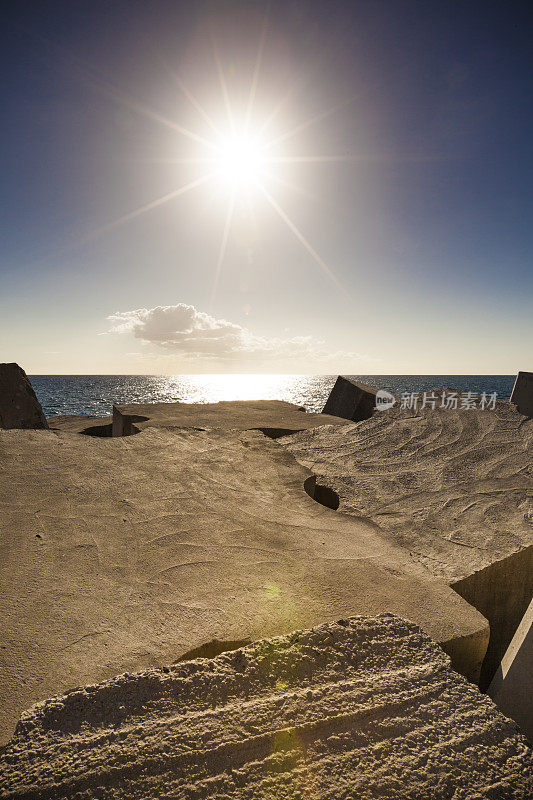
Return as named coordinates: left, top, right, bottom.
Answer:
left=0, top=363, right=48, bottom=429
left=0, top=614, right=530, bottom=800
left=322, top=375, right=380, bottom=421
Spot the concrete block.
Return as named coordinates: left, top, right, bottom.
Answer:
left=489, top=598, right=533, bottom=741
left=284, top=395, right=533, bottom=585
left=322, top=375, right=380, bottom=421
left=0, top=615, right=529, bottom=799
left=0, top=425, right=487, bottom=745
left=112, top=405, right=148, bottom=436
left=0, top=363, right=48, bottom=429
left=282, top=394, right=533, bottom=692
left=510, top=371, right=533, bottom=418
left=112, top=399, right=346, bottom=437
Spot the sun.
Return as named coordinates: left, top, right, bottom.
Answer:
left=89, top=14, right=350, bottom=308
left=215, top=133, right=266, bottom=190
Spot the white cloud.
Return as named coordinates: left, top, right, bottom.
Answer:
left=107, top=302, right=378, bottom=370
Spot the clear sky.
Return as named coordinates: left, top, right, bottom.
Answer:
left=1, top=0, right=532, bottom=374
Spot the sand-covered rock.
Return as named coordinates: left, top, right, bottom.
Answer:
left=0, top=425, right=487, bottom=745
left=0, top=363, right=48, bottom=430
left=0, top=614, right=530, bottom=800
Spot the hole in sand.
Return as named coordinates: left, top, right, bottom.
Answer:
left=303, top=475, right=340, bottom=510
left=258, top=427, right=305, bottom=439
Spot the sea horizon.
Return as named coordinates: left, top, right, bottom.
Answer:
left=29, top=373, right=517, bottom=419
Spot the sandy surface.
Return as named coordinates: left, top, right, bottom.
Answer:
left=0, top=614, right=530, bottom=800
left=0, top=425, right=487, bottom=745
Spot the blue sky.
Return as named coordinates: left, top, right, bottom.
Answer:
left=1, top=0, right=532, bottom=373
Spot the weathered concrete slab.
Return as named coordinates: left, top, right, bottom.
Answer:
left=489, top=598, right=533, bottom=741
left=453, top=546, right=533, bottom=690
left=283, top=396, right=533, bottom=583
left=0, top=615, right=530, bottom=800
left=112, top=398, right=347, bottom=437
left=322, top=375, right=380, bottom=421
left=0, top=363, right=48, bottom=429
left=0, top=426, right=487, bottom=746
left=282, top=395, right=533, bottom=692
left=511, top=371, right=533, bottom=418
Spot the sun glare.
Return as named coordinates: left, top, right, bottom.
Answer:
left=215, top=134, right=266, bottom=190
left=89, top=13, right=350, bottom=307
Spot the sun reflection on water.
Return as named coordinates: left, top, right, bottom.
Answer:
left=158, top=374, right=333, bottom=410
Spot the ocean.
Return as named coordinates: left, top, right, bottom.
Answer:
left=30, top=375, right=517, bottom=419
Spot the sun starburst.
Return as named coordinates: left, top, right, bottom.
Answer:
left=87, top=15, right=352, bottom=306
